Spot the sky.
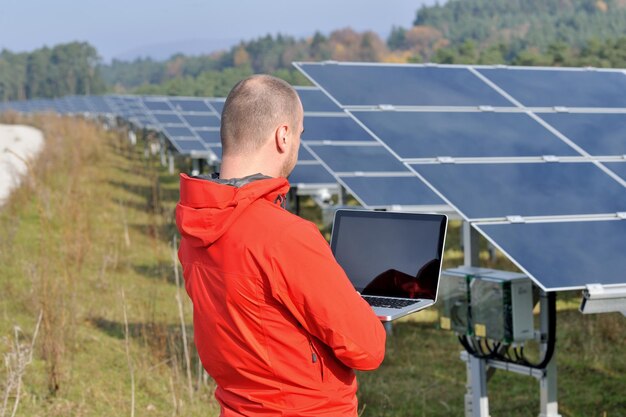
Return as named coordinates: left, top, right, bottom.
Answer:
left=0, top=0, right=441, bottom=62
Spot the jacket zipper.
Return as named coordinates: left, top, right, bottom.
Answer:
left=307, top=337, right=324, bottom=381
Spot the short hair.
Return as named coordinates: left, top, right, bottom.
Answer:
left=220, top=75, right=301, bottom=155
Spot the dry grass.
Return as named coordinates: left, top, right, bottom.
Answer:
left=0, top=114, right=218, bottom=416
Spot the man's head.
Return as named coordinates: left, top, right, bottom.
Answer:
left=220, top=75, right=303, bottom=178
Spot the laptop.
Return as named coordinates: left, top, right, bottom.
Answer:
left=330, top=209, right=448, bottom=322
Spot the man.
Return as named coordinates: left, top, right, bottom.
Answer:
left=176, top=75, right=386, bottom=417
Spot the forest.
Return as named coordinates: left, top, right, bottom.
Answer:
left=2, top=0, right=626, bottom=100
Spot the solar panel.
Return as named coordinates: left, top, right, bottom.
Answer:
left=170, top=139, right=208, bottom=153
left=153, top=113, right=185, bottom=125
left=208, top=100, right=225, bottom=115
left=339, top=175, right=445, bottom=208
left=143, top=99, right=173, bottom=111
left=478, top=67, right=626, bottom=108
left=474, top=219, right=626, bottom=291
left=195, top=130, right=221, bottom=144
left=288, top=163, right=336, bottom=186
left=538, top=113, right=626, bottom=156
left=605, top=162, right=626, bottom=181
left=302, top=116, right=375, bottom=142
left=295, top=87, right=342, bottom=112
left=308, top=144, right=409, bottom=173
left=298, top=146, right=316, bottom=161
left=169, top=98, right=212, bottom=112
left=295, top=63, right=513, bottom=107
left=182, top=114, right=221, bottom=128
left=410, top=162, right=626, bottom=220
left=164, top=126, right=196, bottom=138
left=352, top=111, right=580, bottom=159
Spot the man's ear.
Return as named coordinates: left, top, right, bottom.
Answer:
left=275, top=124, right=289, bottom=153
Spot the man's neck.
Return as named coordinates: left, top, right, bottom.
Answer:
left=220, top=156, right=278, bottom=180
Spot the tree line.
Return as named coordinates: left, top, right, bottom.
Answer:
left=3, top=0, right=626, bottom=101
left=0, top=42, right=105, bottom=101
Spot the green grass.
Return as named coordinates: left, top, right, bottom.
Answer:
left=0, top=114, right=624, bottom=417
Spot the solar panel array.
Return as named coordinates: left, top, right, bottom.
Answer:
left=1, top=88, right=450, bottom=210
left=295, top=62, right=626, bottom=292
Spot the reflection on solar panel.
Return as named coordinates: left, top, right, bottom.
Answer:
left=339, top=176, right=445, bottom=208
left=475, top=220, right=626, bottom=291
left=353, top=111, right=580, bottom=159
left=411, top=162, right=626, bottom=220
left=296, top=63, right=512, bottom=107
left=478, top=67, right=626, bottom=108
left=538, top=113, right=626, bottom=156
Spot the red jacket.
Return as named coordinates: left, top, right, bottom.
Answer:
left=176, top=173, right=386, bottom=417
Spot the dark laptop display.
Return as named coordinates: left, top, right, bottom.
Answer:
left=330, top=210, right=447, bottom=320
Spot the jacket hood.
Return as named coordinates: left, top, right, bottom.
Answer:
left=176, top=173, right=290, bottom=248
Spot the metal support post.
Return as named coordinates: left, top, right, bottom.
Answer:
left=467, top=355, right=490, bottom=417
left=168, top=151, right=175, bottom=175
left=338, top=185, right=346, bottom=206
left=191, top=158, right=200, bottom=177
left=539, top=292, right=561, bottom=417
left=463, top=221, right=480, bottom=267
left=383, top=321, right=393, bottom=336
left=462, top=221, right=489, bottom=417
left=159, top=138, right=167, bottom=167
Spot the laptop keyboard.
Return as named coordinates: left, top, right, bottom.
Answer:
left=363, top=296, right=420, bottom=309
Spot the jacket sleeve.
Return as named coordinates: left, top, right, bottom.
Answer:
left=265, top=219, right=386, bottom=370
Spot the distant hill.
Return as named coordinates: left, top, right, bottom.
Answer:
left=414, top=0, right=626, bottom=54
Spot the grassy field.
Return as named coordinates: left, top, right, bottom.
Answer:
left=0, top=115, right=624, bottom=417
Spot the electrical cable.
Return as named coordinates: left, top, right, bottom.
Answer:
left=520, top=292, right=557, bottom=369
left=458, top=292, right=556, bottom=370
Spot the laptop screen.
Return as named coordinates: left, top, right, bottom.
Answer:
left=330, top=210, right=447, bottom=300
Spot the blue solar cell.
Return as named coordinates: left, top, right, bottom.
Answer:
left=604, top=162, right=626, bottom=181
left=297, top=63, right=512, bottom=107
left=298, top=146, right=316, bottom=161
left=183, top=114, right=221, bottom=128
left=339, top=176, right=445, bottom=207
left=479, top=68, right=626, bottom=108
left=143, top=100, right=172, bottom=111
left=288, top=163, right=336, bottom=185
left=209, top=100, right=225, bottom=115
left=353, top=111, right=580, bottom=159
left=171, top=139, right=207, bottom=153
left=411, top=162, right=626, bottom=219
left=302, top=116, right=374, bottom=142
left=539, top=113, right=626, bottom=156
left=208, top=145, right=222, bottom=160
left=164, top=126, right=195, bottom=138
left=309, top=145, right=409, bottom=173
left=169, top=98, right=212, bottom=112
left=153, top=113, right=185, bottom=125
left=196, top=130, right=221, bottom=144
left=475, top=220, right=626, bottom=291
left=295, top=87, right=341, bottom=112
